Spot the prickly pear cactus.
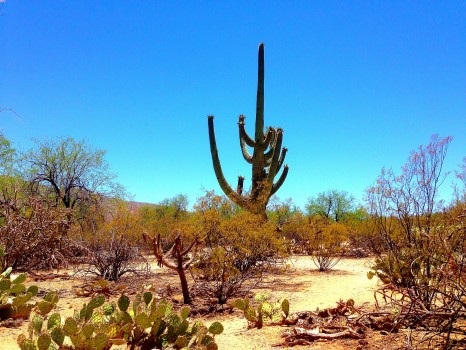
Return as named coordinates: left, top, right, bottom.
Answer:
left=0, top=267, right=40, bottom=320
left=232, top=294, right=290, bottom=329
left=19, top=293, right=112, bottom=350
left=19, top=291, right=223, bottom=350
left=107, top=291, right=223, bottom=349
left=16, top=291, right=60, bottom=349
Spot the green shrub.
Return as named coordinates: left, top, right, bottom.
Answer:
left=193, top=196, right=288, bottom=305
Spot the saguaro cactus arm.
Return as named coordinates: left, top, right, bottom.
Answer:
left=208, top=115, right=248, bottom=208
left=259, top=127, right=275, bottom=152
left=238, top=115, right=255, bottom=147
left=276, top=147, right=288, bottom=173
left=271, top=165, right=289, bottom=196
left=240, top=118, right=277, bottom=163
left=240, top=136, right=253, bottom=164
left=264, top=129, right=279, bottom=162
left=266, top=129, right=283, bottom=186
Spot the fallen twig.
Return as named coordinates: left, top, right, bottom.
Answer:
left=278, top=326, right=364, bottom=346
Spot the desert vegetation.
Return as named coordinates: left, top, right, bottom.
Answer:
left=0, top=44, right=465, bottom=349
left=1, top=127, right=465, bottom=349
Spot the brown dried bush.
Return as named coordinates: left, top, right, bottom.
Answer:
left=366, top=135, right=466, bottom=348
left=309, top=222, right=346, bottom=271
left=77, top=201, right=150, bottom=281
left=0, top=194, right=74, bottom=270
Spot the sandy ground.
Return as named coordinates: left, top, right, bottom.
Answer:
left=1, top=256, right=388, bottom=349
left=211, top=257, right=384, bottom=350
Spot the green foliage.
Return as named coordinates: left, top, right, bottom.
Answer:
left=232, top=293, right=290, bottom=329
left=0, top=133, right=15, bottom=175
left=306, top=189, right=356, bottom=223
left=266, top=196, right=298, bottom=232
left=19, top=291, right=223, bottom=350
left=193, top=198, right=287, bottom=304
left=24, top=137, right=123, bottom=209
left=138, top=194, right=190, bottom=243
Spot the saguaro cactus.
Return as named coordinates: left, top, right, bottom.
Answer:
left=208, top=43, right=289, bottom=219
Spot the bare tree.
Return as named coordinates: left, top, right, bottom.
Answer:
left=367, top=135, right=452, bottom=296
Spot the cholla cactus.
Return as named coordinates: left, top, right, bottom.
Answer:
left=208, top=43, right=289, bottom=219
left=143, top=232, right=199, bottom=304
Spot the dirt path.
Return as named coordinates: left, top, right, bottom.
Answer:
left=211, top=256, right=381, bottom=350
left=1, top=256, right=382, bottom=349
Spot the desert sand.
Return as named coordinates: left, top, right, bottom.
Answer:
left=1, top=256, right=388, bottom=349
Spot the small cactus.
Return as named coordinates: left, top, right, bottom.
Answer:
left=47, top=313, right=61, bottom=329
left=50, top=327, right=65, bottom=346
left=0, top=267, right=43, bottom=320
left=18, top=338, right=36, bottom=350
left=117, top=294, right=130, bottom=312
left=232, top=294, right=290, bottom=329
left=30, top=314, right=44, bottom=334
left=208, top=322, right=224, bottom=335
left=36, top=333, right=51, bottom=350
left=281, top=299, right=290, bottom=319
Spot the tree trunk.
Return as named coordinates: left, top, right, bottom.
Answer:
left=177, top=268, right=191, bottom=304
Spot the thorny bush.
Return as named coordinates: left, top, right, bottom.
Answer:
left=309, top=222, right=347, bottom=271
left=78, top=201, right=149, bottom=281
left=0, top=192, right=75, bottom=270
left=193, top=192, right=287, bottom=304
left=366, top=135, right=466, bottom=348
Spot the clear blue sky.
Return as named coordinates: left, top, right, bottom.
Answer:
left=1, top=1, right=465, bottom=210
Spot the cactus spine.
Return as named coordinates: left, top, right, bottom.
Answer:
left=208, top=43, right=289, bottom=219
